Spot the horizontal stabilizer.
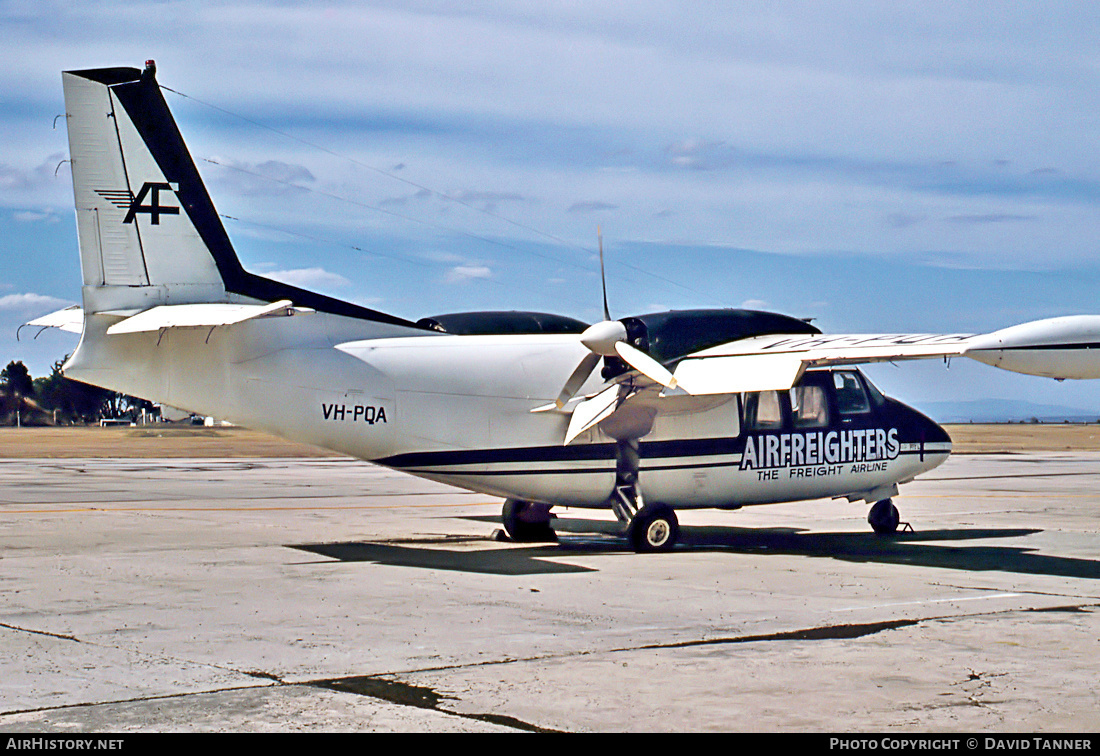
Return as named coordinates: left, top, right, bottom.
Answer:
left=24, top=305, right=84, bottom=335
left=106, top=300, right=300, bottom=335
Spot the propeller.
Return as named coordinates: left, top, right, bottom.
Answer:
left=545, top=230, right=680, bottom=410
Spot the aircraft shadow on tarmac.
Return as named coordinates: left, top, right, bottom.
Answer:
left=476, top=514, right=1100, bottom=580
left=290, top=518, right=1100, bottom=580
left=674, top=524, right=1100, bottom=580
left=289, top=538, right=600, bottom=576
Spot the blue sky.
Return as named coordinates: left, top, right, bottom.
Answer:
left=2, top=1, right=1100, bottom=417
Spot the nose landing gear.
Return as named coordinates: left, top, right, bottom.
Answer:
left=500, top=499, right=557, bottom=542
left=867, top=498, right=901, bottom=535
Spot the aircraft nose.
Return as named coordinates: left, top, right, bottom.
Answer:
left=909, top=405, right=952, bottom=464
left=885, top=397, right=952, bottom=461
left=919, top=412, right=951, bottom=446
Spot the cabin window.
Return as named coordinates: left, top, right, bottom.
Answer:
left=833, top=370, right=870, bottom=415
left=791, top=384, right=829, bottom=428
left=743, top=390, right=784, bottom=430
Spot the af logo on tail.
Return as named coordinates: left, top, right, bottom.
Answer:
left=122, top=181, right=180, bottom=224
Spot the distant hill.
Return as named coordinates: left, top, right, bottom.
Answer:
left=911, top=399, right=1100, bottom=424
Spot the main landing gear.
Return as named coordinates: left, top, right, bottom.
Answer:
left=867, top=498, right=901, bottom=535
left=498, top=497, right=681, bottom=552
left=498, top=437, right=682, bottom=553
left=611, top=438, right=679, bottom=552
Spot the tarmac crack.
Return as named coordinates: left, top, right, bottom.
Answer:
left=272, top=618, right=929, bottom=731
left=6, top=603, right=1096, bottom=728
left=621, top=618, right=923, bottom=651
left=383, top=600, right=1100, bottom=681
left=933, top=583, right=1100, bottom=604
left=304, top=675, right=560, bottom=733
left=0, top=621, right=80, bottom=643
left=2, top=676, right=558, bottom=733
left=0, top=620, right=292, bottom=690
left=0, top=682, right=292, bottom=720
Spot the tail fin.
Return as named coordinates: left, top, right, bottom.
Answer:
left=63, top=61, right=414, bottom=326
left=63, top=63, right=232, bottom=305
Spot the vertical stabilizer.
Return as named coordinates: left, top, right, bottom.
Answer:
left=63, top=62, right=417, bottom=325
left=63, top=62, right=233, bottom=309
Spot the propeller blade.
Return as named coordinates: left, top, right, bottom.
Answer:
left=553, top=351, right=601, bottom=409
left=615, top=341, right=679, bottom=390
left=598, top=227, right=610, bottom=321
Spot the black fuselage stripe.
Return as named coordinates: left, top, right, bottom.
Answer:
left=400, top=460, right=741, bottom=476
left=375, top=438, right=750, bottom=468
left=382, top=446, right=947, bottom=476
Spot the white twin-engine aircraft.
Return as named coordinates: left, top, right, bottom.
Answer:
left=30, top=62, right=1100, bottom=551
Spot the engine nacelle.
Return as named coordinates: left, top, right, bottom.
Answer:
left=965, top=315, right=1100, bottom=379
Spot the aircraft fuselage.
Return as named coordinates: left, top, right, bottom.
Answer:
left=68, top=308, right=949, bottom=512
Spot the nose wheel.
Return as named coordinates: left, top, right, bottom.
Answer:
left=500, top=499, right=557, bottom=542
left=867, top=498, right=900, bottom=535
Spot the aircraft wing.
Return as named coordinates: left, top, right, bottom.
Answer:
left=667, top=315, right=1100, bottom=395
left=668, top=332, right=975, bottom=396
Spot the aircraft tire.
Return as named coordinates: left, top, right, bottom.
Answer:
left=629, top=504, right=679, bottom=553
left=501, top=499, right=557, bottom=543
left=867, top=498, right=900, bottom=535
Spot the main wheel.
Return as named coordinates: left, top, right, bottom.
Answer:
left=867, top=498, right=900, bottom=535
left=629, top=504, right=679, bottom=552
left=501, top=499, right=557, bottom=543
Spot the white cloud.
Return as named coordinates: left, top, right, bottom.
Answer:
left=0, top=293, right=70, bottom=312
left=207, top=158, right=316, bottom=197
left=445, top=265, right=493, bottom=284
left=568, top=201, right=619, bottom=213
left=350, top=295, right=384, bottom=307
left=451, top=190, right=528, bottom=212
left=265, top=267, right=350, bottom=289
left=667, top=139, right=730, bottom=170
left=12, top=210, right=60, bottom=224
left=0, top=154, right=67, bottom=192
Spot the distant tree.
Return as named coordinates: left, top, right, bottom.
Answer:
left=0, top=360, right=46, bottom=426
left=28, top=356, right=156, bottom=424
left=33, top=360, right=66, bottom=412
left=1, top=361, right=34, bottom=397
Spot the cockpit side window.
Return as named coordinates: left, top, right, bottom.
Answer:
left=833, top=370, right=870, bottom=415
left=743, top=390, right=784, bottom=430
left=791, top=383, right=829, bottom=428
left=860, top=371, right=888, bottom=408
